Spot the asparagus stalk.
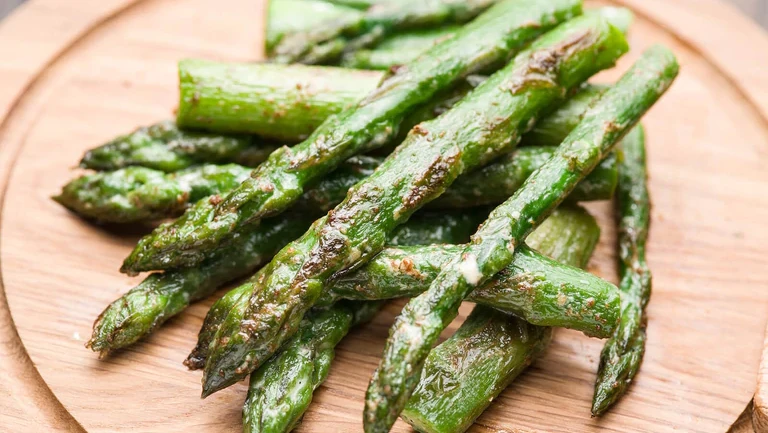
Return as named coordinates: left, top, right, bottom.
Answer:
left=184, top=210, right=485, bottom=369
left=341, top=26, right=459, bottom=70
left=176, top=60, right=383, bottom=142
left=80, top=121, right=277, bottom=172
left=270, top=0, right=502, bottom=64
left=365, top=45, right=679, bottom=432
left=86, top=215, right=312, bottom=356
left=243, top=301, right=384, bottom=433
left=56, top=146, right=616, bottom=224
left=122, top=0, right=582, bottom=275
left=199, top=13, right=627, bottom=397
left=242, top=205, right=600, bottom=433
left=401, top=205, right=599, bottom=433
left=317, top=210, right=619, bottom=338
left=266, top=0, right=363, bottom=54
left=54, top=164, right=251, bottom=223
left=591, top=125, right=652, bottom=415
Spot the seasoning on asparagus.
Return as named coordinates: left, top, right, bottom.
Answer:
left=401, top=205, right=599, bottom=433
left=364, top=45, right=678, bottom=432
left=122, top=0, right=582, bottom=275
left=243, top=301, right=384, bottom=433
left=591, top=125, right=652, bottom=415
left=200, top=12, right=628, bottom=397
left=270, top=0, right=501, bottom=64
left=185, top=210, right=485, bottom=370
left=80, top=121, right=277, bottom=172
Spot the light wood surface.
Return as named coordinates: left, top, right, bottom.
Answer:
left=2, top=0, right=768, bottom=432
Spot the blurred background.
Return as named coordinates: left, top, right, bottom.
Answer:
left=0, top=0, right=767, bottom=26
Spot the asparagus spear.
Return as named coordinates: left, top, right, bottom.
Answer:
left=122, top=0, right=583, bottom=275
left=86, top=215, right=312, bottom=356
left=176, top=60, right=383, bottom=142
left=239, top=207, right=482, bottom=432
left=342, top=26, right=459, bottom=70
left=57, top=146, right=616, bottom=224
left=184, top=210, right=485, bottom=370
left=267, top=0, right=363, bottom=54
left=80, top=121, right=277, bottom=172
left=270, top=0, right=502, bottom=64
left=316, top=213, right=619, bottom=338
left=242, top=206, right=600, bottom=433
left=401, top=205, right=599, bottom=433
left=199, top=13, right=627, bottom=397
left=243, top=301, right=384, bottom=433
left=54, top=164, right=251, bottom=223
left=591, top=125, right=652, bottom=415
left=365, top=45, right=679, bottom=432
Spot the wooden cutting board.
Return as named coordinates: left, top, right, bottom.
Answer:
left=2, top=0, right=768, bottom=431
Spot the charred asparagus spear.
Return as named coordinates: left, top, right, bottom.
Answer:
left=86, top=215, right=312, bottom=356
left=242, top=205, right=600, bottom=433
left=122, top=0, right=582, bottom=275
left=341, top=7, right=632, bottom=71
left=199, top=13, right=627, bottom=397
left=365, top=45, right=679, bottom=432
left=56, top=146, right=616, bottom=224
left=184, top=210, right=485, bottom=370
left=80, top=121, right=277, bottom=172
left=591, top=125, right=652, bottom=415
left=54, top=164, right=250, bottom=223
left=91, top=211, right=484, bottom=358
left=401, top=206, right=600, bottom=433
left=243, top=301, right=384, bottom=433
left=317, top=211, right=619, bottom=338
left=270, top=0, right=501, bottom=64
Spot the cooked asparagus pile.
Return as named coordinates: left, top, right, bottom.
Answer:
left=54, top=1, right=682, bottom=431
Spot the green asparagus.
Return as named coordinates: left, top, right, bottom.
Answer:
left=123, top=0, right=583, bottom=275
left=86, top=215, right=311, bottom=356
left=199, top=13, right=627, bottom=397
left=57, top=146, right=616, bottom=224
left=270, top=0, right=501, bottom=64
left=54, top=164, right=250, bottom=223
left=401, top=205, right=599, bottom=433
left=591, top=126, right=652, bottom=415
left=243, top=301, right=384, bottom=433
left=317, top=210, right=619, bottom=338
left=364, top=45, right=678, bottom=432
left=342, top=26, right=459, bottom=70
left=267, top=0, right=363, bottom=54
left=184, top=210, right=484, bottom=370
left=79, top=121, right=277, bottom=172
left=242, top=205, right=600, bottom=433
left=176, top=60, right=383, bottom=141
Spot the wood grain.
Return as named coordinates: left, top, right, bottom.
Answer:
left=1, top=0, right=768, bottom=432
